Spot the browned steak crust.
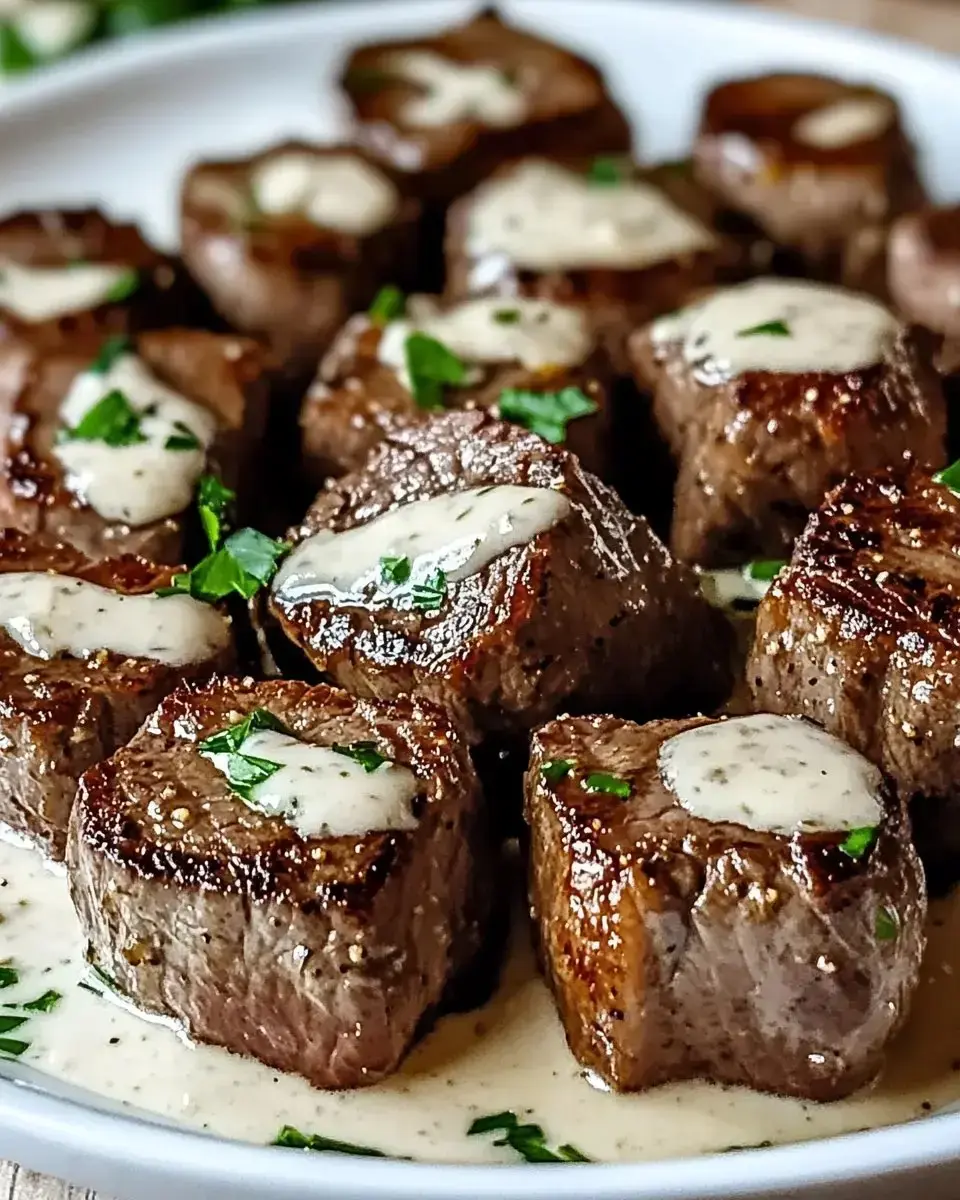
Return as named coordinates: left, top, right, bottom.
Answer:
left=68, top=678, right=491, bottom=1089
left=526, top=713, right=925, bottom=1100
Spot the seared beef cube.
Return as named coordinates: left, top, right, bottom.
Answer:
left=340, top=8, right=631, bottom=208
left=629, top=277, right=946, bottom=566
left=0, top=529, right=233, bottom=858
left=693, top=73, right=925, bottom=292
left=180, top=141, right=420, bottom=387
left=300, top=294, right=612, bottom=486
left=268, top=410, right=731, bottom=744
left=68, top=678, right=491, bottom=1088
left=888, top=206, right=960, bottom=373
left=749, top=466, right=960, bottom=889
left=0, top=327, right=269, bottom=563
left=445, top=157, right=734, bottom=370
left=526, top=712, right=925, bottom=1100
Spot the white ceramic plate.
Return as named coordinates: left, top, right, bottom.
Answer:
left=1, top=2, right=960, bottom=1197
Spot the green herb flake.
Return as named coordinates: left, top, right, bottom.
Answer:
left=0, top=1013, right=27, bottom=1035
left=0, top=1036, right=28, bottom=1058
left=468, top=1111, right=591, bottom=1164
left=583, top=772, right=631, bottom=799
left=492, top=308, right=520, bottom=325
left=273, top=1124, right=388, bottom=1157
left=60, top=389, right=147, bottom=448
left=332, top=741, right=388, bottom=774
left=196, top=474, right=236, bottom=552
left=103, top=269, right=140, bottom=305
left=411, top=569, right=448, bottom=612
left=933, top=459, right=960, bottom=497
left=875, top=906, right=899, bottom=942
left=90, top=334, right=133, bottom=375
left=404, top=333, right=467, bottom=411
left=218, top=752, right=283, bottom=802
left=164, top=421, right=201, bottom=452
left=743, top=559, right=786, bottom=583
left=379, top=555, right=411, bottom=586
left=199, top=707, right=290, bottom=756
left=368, top=285, right=405, bottom=326
left=541, top=759, right=573, bottom=784
left=0, top=22, right=37, bottom=74
left=736, top=319, right=791, bottom=338
left=159, top=528, right=288, bottom=604
left=838, top=825, right=877, bottom=861
left=587, top=156, right=624, bottom=186
left=0, top=966, right=18, bottom=989
left=20, top=990, right=62, bottom=1014
left=498, top=386, right=598, bottom=444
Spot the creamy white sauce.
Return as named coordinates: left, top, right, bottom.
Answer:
left=659, top=714, right=882, bottom=835
left=387, top=50, right=527, bottom=129
left=274, top=485, right=570, bottom=606
left=249, top=151, right=399, bottom=237
left=793, top=97, right=894, bottom=150
left=651, top=278, right=899, bottom=385
left=54, top=353, right=216, bottom=527
left=377, top=296, right=591, bottom=390
left=2, top=837, right=960, bottom=1164
left=466, top=159, right=716, bottom=275
left=0, top=572, right=229, bottom=666
left=0, top=258, right=135, bottom=323
left=202, top=730, right=418, bottom=839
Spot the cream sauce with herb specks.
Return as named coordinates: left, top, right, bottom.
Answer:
left=793, top=97, right=894, bottom=149
left=466, top=159, right=716, bottom=276
left=273, top=485, right=570, bottom=605
left=54, top=353, right=216, bottom=526
left=203, top=731, right=418, bottom=839
left=249, top=152, right=399, bottom=236
left=0, top=572, right=230, bottom=666
left=0, top=258, right=135, bottom=323
left=651, top=278, right=899, bottom=385
left=659, top=714, right=883, bottom=835
left=388, top=50, right=527, bottom=129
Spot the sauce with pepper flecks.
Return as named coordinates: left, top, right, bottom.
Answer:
left=249, top=151, right=399, bottom=236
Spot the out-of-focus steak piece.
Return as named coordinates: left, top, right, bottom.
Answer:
left=0, top=529, right=233, bottom=858
left=68, top=677, right=491, bottom=1089
left=629, top=277, right=946, bottom=566
left=749, top=465, right=960, bottom=889
left=268, top=410, right=732, bottom=744
left=889, top=207, right=960, bottom=341
left=693, top=73, right=926, bottom=293
left=526, top=711, right=925, bottom=1100
left=299, top=293, right=612, bottom=486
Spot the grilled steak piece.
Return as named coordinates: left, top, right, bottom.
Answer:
left=444, top=157, right=737, bottom=371
left=340, top=8, right=631, bottom=208
left=299, top=294, right=612, bottom=487
left=749, top=466, right=960, bottom=890
left=180, top=140, right=420, bottom=388
left=693, top=73, right=926, bottom=293
left=0, top=327, right=269, bottom=563
left=268, top=410, right=731, bottom=745
left=889, top=207, right=960, bottom=341
left=0, top=529, right=233, bottom=858
left=526, top=711, right=926, bottom=1100
left=68, top=677, right=492, bottom=1088
left=629, top=277, right=946, bottom=566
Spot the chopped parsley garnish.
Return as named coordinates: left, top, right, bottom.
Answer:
left=498, top=386, right=598, bottom=445
left=332, top=741, right=388, bottom=773
left=838, top=825, right=877, bottom=861
left=0, top=1014, right=27, bottom=1036
left=736, top=319, right=791, bottom=338
left=199, top=708, right=290, bottom=803
left=404, top=333, right=467, bottom=410
left=493, top=308, right=520, bottom=325
left=59, top=388, right=147, bottom=447
left=541, top=759, right=573, bottom=784
left=369, top=285, right=405, bottom=326
left=583, top=772, right=631, bottom=798
left=0, top=965, right=18, bottom=989
left=159, top=528, right=288, bottom=603
left=411, top=569, right=448, bottom=612
left=933, top=459, right=960, bottom=496
left=468, top=1111, right=591, bottom=1164
left=103, top=268, right=140, bottom=305
left=18, top=990, right=62, bottom=1014
left=90, top=334, right=132, bottom=375
left=0, top=1036, right=28, bottom=1058
left=273, top=1124, right=389, bottom=1157
left=743, top=559, right=786, bottom=583
left=875, top=906, right=899, bottom=942
left=587, top=156, right=624, bottom=186
left=379, top=555, right=411, bottom=586
left=164, top=421, right=201, bottom=452
left=196, top=474, right=236, bottom=551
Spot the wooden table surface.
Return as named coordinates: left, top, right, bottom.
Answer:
left=6, top=1, right=960, bottom=1196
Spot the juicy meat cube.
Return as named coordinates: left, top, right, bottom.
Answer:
left=888, top=206, right=960, bottom=379
left=525, top=712, right=925, bottom=1100
left=68, top=678, right=492, bottom=1089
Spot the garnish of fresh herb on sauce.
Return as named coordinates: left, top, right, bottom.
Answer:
left=493, top=308, right=520, bottom=325
left=11, top=989, right=62, bottom=1013
left=379, top=554, right=411, bottom=586
left=541, top=759, right=573, bottom=784
left=838, top=825, right=877, bottom=861
left=273, top=1124, right=391, bottom=1157
left=404, top=333, right=467, bottom=410
left=332, top=741, right=388, bottom=773
left=159, top=528, right=288, bottom=603
left=0, top=1035, right=28, bottom=1058
left=0, top=965, right=18, bottom=989
left=743, top=559, right=786, bottom=583
left=736, top=319, right=791, bottom=338
left=933, top=459, right=960, bottom=496
left=196, top=474, right=236, bottom=552
left=90, top=334, right=133, bottom=375
left=587, top=156, right=625, bottom=186
left=164, top=420, right=202, bottom=452
left=411, top=569, right=448, bottom=612
left=369, top=284, right=405, bottom=326
left=199, top=708, right=290, bottom=802
left=58, top=388, right=147, bottom=448
left=583, top=772, right=632, bottom=798
left=875, top=906, right=899, bottom=941
left=498, top=386, right=597, bottom=445
left=468, top=1111, right=592, bottom=1163
left=102, top=268, right=140, bottom=304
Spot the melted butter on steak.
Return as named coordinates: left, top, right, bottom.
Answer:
left=386, top=50, right=528, bottom=129
left=659, top=713, right=882, bottom=835
left=273, top=484, right=570, bottom=605
left=0, top=257, right=135, bottom=322
left=0, top=572, right=230, bottom=666
left=249, top=150, right=399, bottom=236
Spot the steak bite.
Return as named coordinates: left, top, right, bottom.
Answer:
left=340, top=7, right=631, bottom=207
left=300, top=293, right=611, bottom=485
left=526, top=712, right=925, bottom=1100
left=268, top=410, right=731, bottom=745
left=0, top=529, right=233, bottom=859
left=693, top=73, right=925, bottom=292
left=749, top=465, right=960, bottom=889
left=629, top=277, right=946, bottom=566
left=445, top=157, right=734, bottom=368
left=68, top=677, right=491, bottom=1088
left=0, top=327, right=269, bottom=563
left=889, top=206, right=960, bottom=367
left=180, top=141, right=420, bottom=385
